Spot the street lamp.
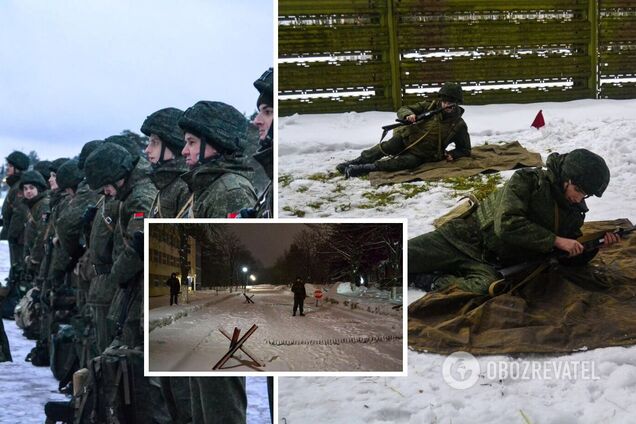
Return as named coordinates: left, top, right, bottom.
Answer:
left=241, top=266, right=248, bottom=290
left=249, top=274, right=256, bottom=282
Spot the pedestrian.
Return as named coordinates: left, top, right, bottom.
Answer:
left=336, top=82, right=471, bottom=178
left=166, top=272, right=181, bottom=306
left=291, top=276, right=306, bottom=316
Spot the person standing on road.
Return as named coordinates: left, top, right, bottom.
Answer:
left=291, top=276, right=306, bottom=316
left=166, top=272, right=181, bottom=306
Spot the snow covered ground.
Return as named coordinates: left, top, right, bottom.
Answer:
left=0, top=240, right=269, bottom=423
left=277, top=100, right=636, bottom=423
left=278, top=99, right=636, bottom=237
left=148, top=285, right=403, bottom=372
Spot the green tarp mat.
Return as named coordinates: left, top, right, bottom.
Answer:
left=408, top=219, right=636, bottom=355
left=369, top=141, right=543, bottom=187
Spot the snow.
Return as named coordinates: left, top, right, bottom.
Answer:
left=278, top=99, right=636, bottom=423
left=0, top=240, right=269, bottom=423
left=148, top=285, right=403, bottom=372
left=278, top=99, right=636, bottom=237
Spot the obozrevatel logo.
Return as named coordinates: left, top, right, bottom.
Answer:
left=442, top=351, right=480, bottom=389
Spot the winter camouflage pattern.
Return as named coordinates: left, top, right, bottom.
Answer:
left=149, top=157, right=191, bottom=218
left=141, top=107, right=185, bottom=155
left=178, top=101, right=248, bottom=154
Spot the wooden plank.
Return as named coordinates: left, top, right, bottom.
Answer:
left=599, top=18, right=636, bottom=42
left=402, top=86, right=591, bottom=105
left=397, top=21, right=590, bottom=49
left=600, top=1, right=636, bottom=8
left=396, top=0, right=588, bottom=12
left=599, top=53, right=636, bottom=75
left=279, top=25, right=388, bottom=55
left=279, top=0, right=386, bottom=15
left=400, top=55, right=590, bottom=82
left=279, top=96, right=394, bottom=116
left=600, top=83, right=636, bottom=99
left=279, top=62, right=389, bottom=91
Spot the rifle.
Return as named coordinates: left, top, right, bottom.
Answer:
left=380, top=106, right=445, bottom=142
left=490, top=225, right=636, bottom=296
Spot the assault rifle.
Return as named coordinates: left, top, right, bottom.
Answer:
left=489, top=225, right=636, bottom=296
left=380, top=106, right=446, bottom=142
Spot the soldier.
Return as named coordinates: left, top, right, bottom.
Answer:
left=409, top=149, right=620, bottom=295
left=291, top=276, right=306, bottom=316
left=242, top=67, right=274, bottom=218
left=336, top=82, right=471, bottom=178
left=179, top=101, right=257, bottom=218
left=84, top=142, right=157, bottom=348
left=21, top=170, right=50, bottom=284
left=141, top=107, right=191, bottom=218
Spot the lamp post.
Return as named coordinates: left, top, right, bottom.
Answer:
left=242, top=266, right=248, bottom=291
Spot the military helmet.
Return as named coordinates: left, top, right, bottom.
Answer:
left=104, top=135, right=142, bottom=162
left=33, top=160, right=53, bottom=181
left=254, top=68, right=273, bottom=108
left=437, top=82, right=464, bottom=104
left=84, top=143, right=133, bottom=190
left=140, top=107, right=185, bottom=156
left=6, top=151, right=30, bottom=171
left=562, top=149, right=610, bottom=197
left=178, top=101, right=247, bottom=155
left=56, top=160, right=84, bottom=191
left=50, top=157, right=70, bottom=173
left=19, top=170, right=47, bottom=191
left=78, top=140, right=104, bottom=170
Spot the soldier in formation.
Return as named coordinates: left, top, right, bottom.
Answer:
left=0, top=81, right=272, bottom=422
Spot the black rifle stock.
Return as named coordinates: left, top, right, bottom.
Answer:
left=380, top=106, right=445, bottom=142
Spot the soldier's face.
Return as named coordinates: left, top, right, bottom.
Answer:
left=564, top=181, right=587, bottom=204
left=23, top=183, right=38, bottom=200
left=49, top=172, right=59, bottom=191
left=145, top=135, right=175, bottom=164
left=6, top=163, right=15, bottom=176
left=253, top=104, right=273, bottom=141
left=441, top=100, right=456, bottom=113
left=103, top=184, right=117, bottom=197
left=182, top=132, right=217, bottom=168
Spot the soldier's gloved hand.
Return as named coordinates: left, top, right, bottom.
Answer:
left=82, top=205, right=98, bottom=226
left=132, top=231, right=144, bottom=259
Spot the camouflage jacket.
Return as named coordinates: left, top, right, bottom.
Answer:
left=38, top=191, right=68, bottom=280
left=253, top=146, right=273, bottom=218
left=0, top=174, right=20, bottom=240
left=55, top=182, right=100, bottom=271
left=148, top=158, right=190, bottom=218
left=181, top=157, right=256, bottom=218
left=395, top=99, right=470, bottom=161
left=439, top=154, right=586, bottom=266
left=107, top=160, right=157, bottom=287
left=23, top=192, right=50, bottom=269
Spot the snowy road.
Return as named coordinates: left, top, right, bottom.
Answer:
left=149, top=287, right=403, bottom=372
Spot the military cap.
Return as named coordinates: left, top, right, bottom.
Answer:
left=19, top=170, right=47, bottom=191
left=78, top=140, right=104, bottom=170
left=178, top=101, right=247, bottom=154
left=6, top=151, right=30, bottom=171
left=50, top=157, right=70, bottom=173
left=56, top=160, right=84, bottom=191
left=33, top=160, right=53, bottom=181
left=140, top=107, right=185, bottom=156
left=437, top=82, right=464, bottom=104
left=104, top=134, right=142, bottom=162
left=84, top=143, right=133, bottom=190
left=562, top=149, right=610, bottom=197
left=254, top=68, right=273, bottom=108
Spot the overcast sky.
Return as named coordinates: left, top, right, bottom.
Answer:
left=0, top=0, right=273, bottom=162
left=229, top=224, right=308, bottom=268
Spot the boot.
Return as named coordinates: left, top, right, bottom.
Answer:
left=336, top=157, right=366, bottom=174
left=344, top=163, right=378, bottom=179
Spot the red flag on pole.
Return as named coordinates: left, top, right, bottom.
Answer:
left=531, top=110, right=545, bottom=129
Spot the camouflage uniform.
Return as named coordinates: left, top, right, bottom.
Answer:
left=181, top=159, right=256, bottom=218
left=178, top=101, right=257, bottom=218
left=409, top=150, right=610, bottom=294
left=148, top=158, right=190, bottom=218
left=189, top=377, right=247, bottom=424
left=252, top=68, right=274, bottom=218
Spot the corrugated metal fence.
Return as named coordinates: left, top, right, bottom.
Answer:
left=278, top=0, right=636, bottom=115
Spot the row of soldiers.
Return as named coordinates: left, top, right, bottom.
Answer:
left=0, top=68, right=274, bottom=423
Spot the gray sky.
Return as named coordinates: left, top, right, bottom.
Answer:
left=0, top=0, right=272, bottom=162
left=228, top=224, right=308, bottom=267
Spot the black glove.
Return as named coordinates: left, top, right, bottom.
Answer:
left=132, top=231, right=144, bottom=259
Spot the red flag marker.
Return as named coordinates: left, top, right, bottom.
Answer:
left=531, top=110, right=545, bottom=129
